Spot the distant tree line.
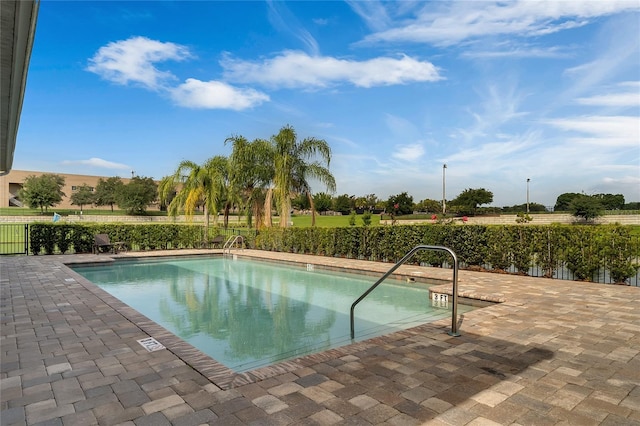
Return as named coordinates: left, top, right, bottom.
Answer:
left=14, top=155, right=637, bottom=225
left=17, top=174, right=157, bottom=215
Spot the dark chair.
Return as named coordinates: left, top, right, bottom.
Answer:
left=93, top=234, right=114, bottom=254
left=210, top=235, right=225, bottom=248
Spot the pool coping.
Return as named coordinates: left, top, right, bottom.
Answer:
left=62, top=250, right=504, bottom=390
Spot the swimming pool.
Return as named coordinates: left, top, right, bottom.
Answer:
left=73, top=256, right=474, bottom=372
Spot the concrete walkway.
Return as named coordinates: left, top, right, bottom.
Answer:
left=1, top=249, right=639, bottom=425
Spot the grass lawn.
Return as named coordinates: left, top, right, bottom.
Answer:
left=291, top=214, right=381, bottom=228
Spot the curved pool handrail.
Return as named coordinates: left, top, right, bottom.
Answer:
left=223, top=235, right=244, bottom=255
left=349, top=245, right=460, bottom=339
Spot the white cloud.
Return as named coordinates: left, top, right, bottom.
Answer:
left=88, top=37, right=270, bottom=111
left=576, top=82, right=640, bottom=107
left=545, top=115, right=640, bottom=146
left=360, top=1, right=640, bottom=46
left=392, top=144, right=425, bottom=162
left=444, top=138, right=535, bottom=168
left=462, top=45, right=569, bottom=59
left=453, top=83, right=529, bottom=144
left=346, top=0, right=393, bottom=32
left=61, top=158, right=130, bottom=169
left=266, top=0, right=319, bottom=55
left=603, top=175, right=640, bottom=185
left=560, top=16, right=640, bottom=100
left=169, top=79, right=270, bottom=110
left=221, top=51, right=442, bottom=89
left=87, top=36, right=191, bottom=90
left=577, top=93, right=639, bottom=107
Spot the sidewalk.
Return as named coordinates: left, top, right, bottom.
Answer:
left=1, top=250, right=639, bottom=425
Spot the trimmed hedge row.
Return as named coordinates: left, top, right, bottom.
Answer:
left=29, top=223, right=639, bottom=284
left=29, top=223, right=209, bottom=255
left=254, top=224, right=640, bottom=283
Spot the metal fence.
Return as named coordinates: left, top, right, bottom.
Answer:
left=2, top=223, right=637, bottom=286
left=0, top=224, right=28, bottom=255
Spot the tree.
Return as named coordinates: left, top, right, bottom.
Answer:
left=624, top=202, right=640, bottom=210
left=415, top=198, right=442, bottom=213
left=313, top=192, right=333, bottom=213
left=269, top=125, right=335, bottom=228
left=502, top=203, right=547, bottom=213
left=117, top=176, right=158, bottom=215
left=94, top=177, right=124, bottom=212
left=210, top=156, right=234, bottom=228
left=386, top=192, right=414, bottom=215
left=17, top=174, right=66, bottom=213
left=593, top=193, right=625, bottom=210
left=333, top=194, right=353, bottom=215
left=157, top=176, right=177, bottom=212
left=160, top=157, right=227, bottom=235
left=292, top=193, right=310, bottom=210
left=449, top=188, right=493, bottom=215
left=353, top=196, right=368, bottom=210
left=225, top=136, right=273, bottom=229
left=356, top=193, right=381, bottom=211
left=554, top=192, right=581, bottom=211
left=70, top=184, right=95, bottom=213
left=570, top=194, right=604, bottom=221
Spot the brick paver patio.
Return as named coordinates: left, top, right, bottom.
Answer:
left=1, top=249, right=639, bottom=425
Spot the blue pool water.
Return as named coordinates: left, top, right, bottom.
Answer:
left=73, top=256, right=473, bottom=372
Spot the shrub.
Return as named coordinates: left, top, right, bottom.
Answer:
left=361, top=211, right=372, bottom=227
left=486, top=227, right=513, bottom=271
left=348, top=211, right=357, bottom=226
left=564, top=227, right=601, bottom=281
left=26, top=223, right=640, bottom=285
left=29, top=223, right=209, bottom=254
left=600, top=225, right=639, bottom=284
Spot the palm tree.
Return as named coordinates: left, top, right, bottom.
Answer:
left=270, top=125, right=335, bottom=228
left=291, top=158, right=335, bottom=227
left=159, top=156, right=227, bottom=242
left=209, top=155, right=236, bottom=228
left=225, top=135, right=273, bottom=229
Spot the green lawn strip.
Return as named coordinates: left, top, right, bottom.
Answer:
left=291, top=214, right=381, bottom=228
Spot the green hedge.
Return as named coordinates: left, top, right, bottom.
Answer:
left=29, top=223, right=221, bottom=254
left=254, top=224, right=640, bottom=284
left=28, top=223, right=640, bottom=284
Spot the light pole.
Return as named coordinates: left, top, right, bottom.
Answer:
left=442, top=164, right=447, bottom=215
left=526, top=178, right=530, bottom=213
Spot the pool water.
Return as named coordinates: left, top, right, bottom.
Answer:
left=73, top=256, right=474, bottom=372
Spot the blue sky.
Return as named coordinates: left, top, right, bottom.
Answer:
left=15, top=1, right=640, bottom=207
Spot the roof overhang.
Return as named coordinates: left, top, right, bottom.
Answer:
left=0, top=0, right=39, bottom=176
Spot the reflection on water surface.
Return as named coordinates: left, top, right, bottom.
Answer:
left=74, top=257, right=473, bottom=372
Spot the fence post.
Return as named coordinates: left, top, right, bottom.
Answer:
left=24, top=224, right=29, bottom=254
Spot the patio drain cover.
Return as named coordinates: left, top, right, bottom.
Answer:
left=137, top=337, right=165, bottom=352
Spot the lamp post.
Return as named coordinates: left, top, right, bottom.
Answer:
left=442, top=164, right=447, bottom=215
left=526, top=178, right=530, bottom=213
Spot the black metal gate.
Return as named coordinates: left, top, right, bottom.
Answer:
left=0, top=224, right=29, bottom=255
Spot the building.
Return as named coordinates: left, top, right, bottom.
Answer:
left=0, top=169, right=136, bottom=209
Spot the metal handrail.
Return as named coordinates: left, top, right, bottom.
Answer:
left=223, top=235, right=244, bottom=255
left=350, top=245, right=460, bottom=339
